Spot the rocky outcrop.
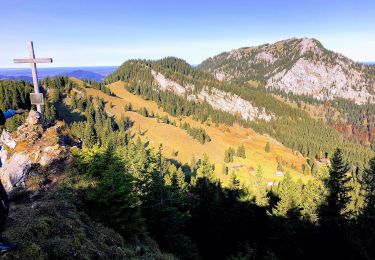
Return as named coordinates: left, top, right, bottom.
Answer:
left=151, top=71, right=273, bottom=121
left=266, top=58, right=374, bottom=104
left=151, top=70, right=187, bottom=95
left=255, top=51, right=277, bottom=63
left=0, top=111, right=70, bottom=192
left=197, top=87, right=273, bottom=121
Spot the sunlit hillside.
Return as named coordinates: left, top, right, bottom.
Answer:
left=66, top=78, right=310, bottom=187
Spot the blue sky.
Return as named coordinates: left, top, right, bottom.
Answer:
left=1, top=0, right=374, bottom=68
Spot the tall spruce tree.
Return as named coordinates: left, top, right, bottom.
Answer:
left=84, top=123, right=97, bottom=148
left=252, top=166, right=269, bottom=207
left=362, top=157, right=375, bottom=224
left=224, top=148, right=234, bottom=163
left=196, top=154, right=214, bottom=180
left=272, top=172, right=301, bottom=217
left=301, top=179, right=326, bottom=223
left=236, top=143, right=246, bottom=158
left=319, top=149, right=352, bottom=227
left=354, top=156, right=375, bottom=260
left=222, top=164, right=229, bottom=175
left=265, top=142, right=271, bottom=153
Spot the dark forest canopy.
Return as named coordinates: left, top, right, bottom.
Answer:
left=0, top=80, right=33, bottom=110
left=0, top=80, right=33, bottom=130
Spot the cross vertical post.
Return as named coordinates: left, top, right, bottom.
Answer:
left=13, top=41, right=53, bottom=123
left=28, top=41, right=42, bottom=114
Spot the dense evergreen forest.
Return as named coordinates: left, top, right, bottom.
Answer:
left=269, top=88, right=375, bottom=146
left=105, top=57, right=373, bottom=168
left=1, top=76, right=375, bottom=259
left=0, top=80, right=33, bottom=130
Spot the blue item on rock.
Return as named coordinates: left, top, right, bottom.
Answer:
left=0, top=242, right=18, bottom=253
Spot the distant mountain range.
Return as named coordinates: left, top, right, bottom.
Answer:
left=0, top=66, right=117, bottom=82
left=2, top=40, right=374, bottom=103
left=59, top=70, right=105, bottom=81
left=199, top=38, right=375, bottom=104
left=0, top=74, right=32, bottom=82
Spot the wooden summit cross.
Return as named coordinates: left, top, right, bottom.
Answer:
left=13, top=41, right=53, bottom=117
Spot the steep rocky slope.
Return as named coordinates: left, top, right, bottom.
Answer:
left=150, top=69, right=273, bottom=121
left=199, top=37, right=375, bottom=104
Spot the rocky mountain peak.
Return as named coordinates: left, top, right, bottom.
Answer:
left=198, top=37, right=375, bottom=104
left=298, top=37, right=323, bottom=54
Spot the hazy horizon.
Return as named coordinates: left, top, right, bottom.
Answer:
left=0, top=60, right=373, bottom=71
left=0, top=65, right=118, bottom=71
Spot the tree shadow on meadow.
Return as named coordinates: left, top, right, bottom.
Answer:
left=55, top=100, right=86, bottom=125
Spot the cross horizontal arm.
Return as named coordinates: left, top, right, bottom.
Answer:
left=13, top=58, right=53, bottom=64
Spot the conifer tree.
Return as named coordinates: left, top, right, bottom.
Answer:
left=84, top=123, right=97, bottom=148
left=265, top=142, right=271, bottom=153
left=141, top=107, right=149, bottom=117
left=236, top=143, right=246, bottom=158
left=71, top=94, right=78, bottom=109
left=355, top=156, right=375, bottom=258
left=224, top=149, right=232, bottom=163
left=197, top=154, right=214, bottom=180
left=253, top=166, right=268, bottom=206
left=222, top=164, right=229, bottom=175
left=301, top=179, right=326, bottom=223
left=277, top=161, right=284, bottom=172
left=125, top=102, right=133, bottom=111
left=319, top=149, right=352, bottom=227
left=224, top=147, right=235, bottom=163
left=229, top=172, right=240, bottom=189
left=86, top=147, right=142, bottom=237
left=44, top=101, right=57, bottom=124
left=311, top=161, right=319, bottom=176
left=190, top=155, right=197, bottom=171
left=273, top=172, right=301, bottom=217
left=362, top=157, right=375, bottom=224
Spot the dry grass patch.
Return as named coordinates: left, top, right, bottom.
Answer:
left=74, top=79, right=310, bottom=186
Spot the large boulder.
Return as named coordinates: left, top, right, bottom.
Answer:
left=0, top=153, right=32, bottom=191
left=0, top=111, right=70, bottom=193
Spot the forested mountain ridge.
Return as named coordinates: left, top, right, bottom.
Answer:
left=58, top=70, right=105, bottom=81
left=106, top=57, right=273, bottom=122
left=106, top=58, right=373, bottom=167
left=199, top=37, right=375, bottom=104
